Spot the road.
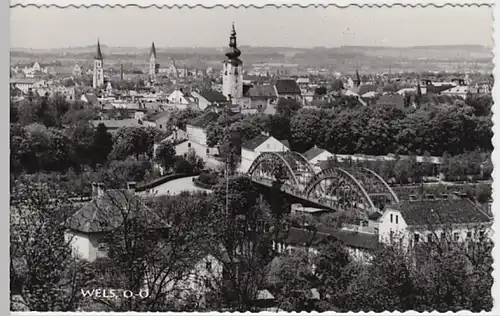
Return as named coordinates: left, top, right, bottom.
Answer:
left=150, top=176, right=212, bottom=196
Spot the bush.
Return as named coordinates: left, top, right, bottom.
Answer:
left=197, top=171, right=220, bottom=186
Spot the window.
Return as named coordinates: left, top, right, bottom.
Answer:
left=453, top=232, right=460, bottom=241
left=266, top=143, right=270, bottom=149
left=205, top=261, right=212, bottom=271
left=440, top=232, right=446, bottom=239
left=159, top=124, right=163, bottom=129
left=466, top=231, right=472, bottom=239
left=395, top=215, right=399, bottom=224
left=188, top=142, right=191, bottom=148
left=427, top=234, right=433, bottom=243
left=414, top=233, right=420, bottom=243
left=390, top=214, right=393, bottom=223
left=390, top=230, right=394, bottom=240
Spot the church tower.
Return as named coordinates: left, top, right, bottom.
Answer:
left=93, top=39, right=104, bottom=89
left=148, top=42, right=159, bottom=83
left=222, top=23, right=243, bottom=102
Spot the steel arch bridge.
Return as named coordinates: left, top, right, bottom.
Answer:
left=247, top=151, right=399, bottom=218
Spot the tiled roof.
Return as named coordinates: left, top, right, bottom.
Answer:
left=247, top=85, right=277, bottom=98
left=280, top=139, right=290, bottom=149
left=394, top=199, right=492, bottom=227
left=376, top=94, right=405, bottom=109
left=286, top=226, right=379, bottom=250
left=187, top=111, right=220, bottom=128
left=242, top=134, right=270, bottom=150
left=303, top=146, right=327, bottom=161
left=91, top=119, right=146, bottom=130
left=275, top=79, right=301, bottom=95
left=66, top=190, right=165, bottom=233
left=197, top=90, right=227, bottom=103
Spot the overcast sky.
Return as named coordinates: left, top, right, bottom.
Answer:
left=10, top=6, right=493, bottom=49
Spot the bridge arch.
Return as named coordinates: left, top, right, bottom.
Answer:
left=247, top=152, right=301, bottom=187
left=303, top=167, right=377, bottom=213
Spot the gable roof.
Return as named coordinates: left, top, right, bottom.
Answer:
left=275, top=79, right=301, bottom=95
left=242, top=134, right=271, bottom=150
left=247, top=85, right=277, bottom=98
left=393, top=199, right=492, bottom=227
left=286, top=226, right=379, bottom=250
left=66, top=190, right=165, bottom=233
left=187, top=111, right=220, bottom=129
left=197, top=90, right=227, bottom=103
left=303, top=146, right=329, bottom=161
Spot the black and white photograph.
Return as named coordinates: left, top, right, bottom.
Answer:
left=9, top=3, right=495, bottom=313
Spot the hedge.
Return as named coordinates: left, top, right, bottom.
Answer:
left=192, top=177, right=215, bottom=190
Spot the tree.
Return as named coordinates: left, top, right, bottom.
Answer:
left=168, top=109, right=202, bottom=131
left=10, top=178, right=94, bottom=311
left=91, top=123, right=114, bottom=166
left=154, top=141, right=177, bottom=172
left=276, top=98, right=301, bottom=118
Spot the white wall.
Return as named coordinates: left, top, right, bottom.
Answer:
left=239, top=137, right=289, bottom=173
left=186, top=125, right=208, bottom=146
left=65, top=230, right=105, bottom=262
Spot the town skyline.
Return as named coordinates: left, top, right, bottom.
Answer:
left=11, top=6, right=493, bottom=49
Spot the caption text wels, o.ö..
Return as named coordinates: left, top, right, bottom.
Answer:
left=81, top=289, right=150, bottom=299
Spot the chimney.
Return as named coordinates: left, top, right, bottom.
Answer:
left=127, top=181, right=137, bottom=194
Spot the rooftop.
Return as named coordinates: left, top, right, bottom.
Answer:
left=275, top=79, right=301, bottom=95
left=242, top=134, right=271, bottom=151
left=391, top=199, right=492, bottom=227
left=187, top=111, right=220, bottom=129
left=303, top=145, right=330, bottom=161
left=66, top=189, right=165, bottom=233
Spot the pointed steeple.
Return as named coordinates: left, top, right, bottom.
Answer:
left=355, top=69, right=361, bottom=85
left=95, top=39, right=103, bottom=60
left=225, top=22, right=241, bottom=60
left=150, top=42, right=157, bottom=59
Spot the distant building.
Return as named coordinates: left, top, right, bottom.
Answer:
left=93, top=39, right=105, bottom=89
left=148, top=42, right=159, bottom=83
left=191, top=90, right=228, bottom=111
left=302, top=146, right=334, bottom=172
left=186, top=111, right=221, bottom=146
left=222, top=23, right=243, bottom=103
left=239, top=133, right=290, bottom=172
left=274, top=79, right=302, bottom=101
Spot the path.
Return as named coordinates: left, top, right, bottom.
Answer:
left=150, top=176, right=212, bottom=196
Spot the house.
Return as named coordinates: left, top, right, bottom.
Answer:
left=146, top=110, right=172, bottom=131
left=239, top=84, right=277, bottom=112
left=378, top=196, right=492, bottom=249
left=274, top=79, right=302, bottom=101
left=167, top=89, right=197, bottom=106
left=441, top=86, right=470, bottom=99
left=302, top=146, right=334, bottom=172
left=279, top=225, right=378, bottom=263
left=65, top=182, right=166, bottom=262
left=10, top=78, right=37, bottom=94
left=239, top=133, right=290, bottom=173
left=186, top=111, right=221, bottom=146
left=191, top=90, right=228, bottom=111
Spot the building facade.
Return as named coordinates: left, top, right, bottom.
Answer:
left=222, top=23, right=243, bottom=103
left=93, top=39, right=105, bottom=89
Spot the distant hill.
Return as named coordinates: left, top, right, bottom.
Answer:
left=10, top=44, right=493, bottom=73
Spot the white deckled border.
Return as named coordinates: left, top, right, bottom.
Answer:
left=9, top=0, right=496, bottom=7
left=7, top=0, right=499, bottom=315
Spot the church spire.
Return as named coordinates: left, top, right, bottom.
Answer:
left=225, top=22, right=241, bottom=60
left=150, top=41, right=157, bottom=59
left=355, top=69, right=361, bottom=86
left=95, top=39, right=103, bottom=60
